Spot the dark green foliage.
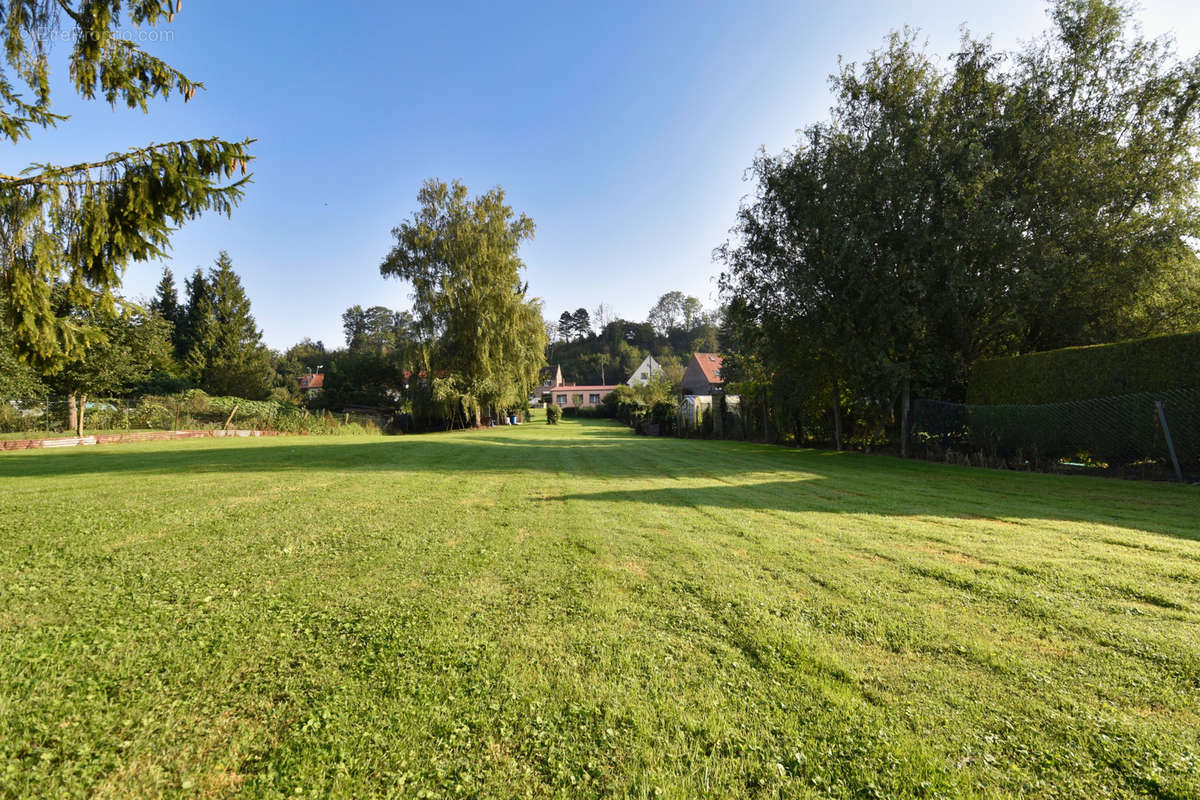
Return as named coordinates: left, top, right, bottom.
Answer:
left=149, top=266, right=186, bottom=356
left=913, top=388, right=1200, bottom=472
left=969, top=390, right=1199, bottom=470
left=342, top=305, right=416, bottom=353
left=199, top=253, right=272, bottom=398
left=968, top=332, right=1200, bottom=404
left=0, top=2, right=253, bottom=370
left=546, top=293, right=719, bottom=388
left=649, top=399, right=679, bottom=436
left=270, top=338, right=328, bottom=402
left=719, top=0, right=1200, bottom=425
left=570, top=308, right=591, bottom=340
left=179, top=268, right=212, bottom=372
left=546, top=404, right=562, bottom=424
left=320, top=349, right=405, bottom=410
left=47, top=306, right=175, bottom=402
left=173, top=253, right=272, bottom=400
left=557, top=310, right=575, bottom=342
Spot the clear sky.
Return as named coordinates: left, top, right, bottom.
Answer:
left=8, top=0, right=1200, bottom=349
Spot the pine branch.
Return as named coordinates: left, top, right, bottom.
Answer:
left=0, top=137, right=257, bottom=186
left=1, top=134, right=257, bottom=370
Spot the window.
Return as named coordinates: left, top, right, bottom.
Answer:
left=589, top=393, right=601, bottom=404
left=639, top=372, right=646, bottom=379
left=556, top=395, right=567, bottom=406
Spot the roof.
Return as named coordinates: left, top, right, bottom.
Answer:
left=298, top=372, right=324, bottom=390
left=548, top=385, right=620, bottom=393
left=691, top=353, right=724, bottom=384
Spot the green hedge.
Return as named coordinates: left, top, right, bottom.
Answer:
left=968, top=331, right=1200, bottom=404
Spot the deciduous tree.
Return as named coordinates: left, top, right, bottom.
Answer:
left=381, top=180, right=548, bottom=425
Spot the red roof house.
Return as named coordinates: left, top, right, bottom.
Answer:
left=548, top=384, right=619, bottom=409
left=298, top=370, right=325, bottom=395
left=681, top=353, right=724, bottom=395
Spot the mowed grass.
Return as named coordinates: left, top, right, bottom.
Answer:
left=1, top=419, right=1199, bottom=799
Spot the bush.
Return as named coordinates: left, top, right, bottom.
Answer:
left=650, top=399, right=679, bottom=436
left=131, top=402, right=173, bottom=430
left=966, top=389, right=1199, bottom=470
left=546, top=404, right=562, bottom=424
left=968, top=331, right=1200, bottom=404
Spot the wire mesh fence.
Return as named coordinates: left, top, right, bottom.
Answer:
left=909, top=388, right=1199, bottom=476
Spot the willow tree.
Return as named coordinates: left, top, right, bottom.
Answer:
left=0, top=1, right=253, bottom=372
left=381, top=179, right=548, bottom=426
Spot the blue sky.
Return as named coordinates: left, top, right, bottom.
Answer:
left=8, top=0, right=1200, bottom=349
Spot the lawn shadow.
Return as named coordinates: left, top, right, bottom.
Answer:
left=556, top=476, right=1200, bottom=542
left=3, top=419, right=1197, bottom=541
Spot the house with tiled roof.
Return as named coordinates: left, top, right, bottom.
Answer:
left=549, top=384, right=619, bottom=409
left=681, top=353, right=724, bottom=395
left=297, top=370, right=325, bottom=398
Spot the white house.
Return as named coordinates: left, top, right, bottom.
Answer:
left=626, top=355, right=663, bottom=387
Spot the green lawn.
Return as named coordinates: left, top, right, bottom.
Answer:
left=2, top=419, right=1198, bottom=799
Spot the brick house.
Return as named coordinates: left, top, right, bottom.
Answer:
left=681, top=353, right=724, bottom=395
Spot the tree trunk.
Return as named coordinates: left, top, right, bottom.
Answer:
left=67, top=394, right=78, bottom=433
left=900, top=376, right=911, bottom=458
left=76, top=394, right=87, bottom=437
left=761, top=392, right=769, bottom=444
left=832, top=380, right=842, bottom=451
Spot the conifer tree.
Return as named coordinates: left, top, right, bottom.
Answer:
left=180, top=268, right=214, bottom=379
left=0, top=2, right=253, bottom=371
left=149, top=266, right=185, bottom=357
left=198, top=252, right=272, bottom=399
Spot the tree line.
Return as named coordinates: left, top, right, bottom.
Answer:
left=718, top=0, right=1200, bottom=447
left=546, top=291, right=721, bottom=386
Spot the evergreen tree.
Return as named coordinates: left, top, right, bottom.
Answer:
left=571, top=308, right=592, bottom=340
left=149, top=267, right=186, bottom=357
left=557, top=311, right=575, bottom=342
left=0, top=289, right=46, bottom=400
left=181, top=268, right=214, bottom=379
left=200, top=252, right=272, bottom=399
left=0, top=2, right=253, bottom=371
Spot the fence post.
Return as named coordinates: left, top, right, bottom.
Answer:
left=1155, top=400, right=1185, bottom=483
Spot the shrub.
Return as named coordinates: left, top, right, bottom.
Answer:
left=131, top=402, right=173, bottom=430
left=650, top=399, right=679, bottom=436
left=546, top=404, right=562, bottom=424
left=968, top=331, right=1200, bottom=404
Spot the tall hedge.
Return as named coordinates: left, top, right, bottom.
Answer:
left=967, top=332, right=1200, bottom=405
